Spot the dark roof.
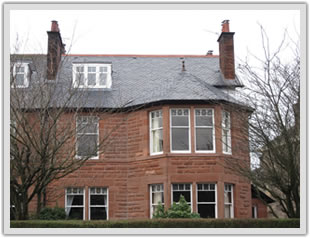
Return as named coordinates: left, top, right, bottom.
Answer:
left=251, top=185, right=275, bottom=204
left=12, top=54, right=246, bottom=109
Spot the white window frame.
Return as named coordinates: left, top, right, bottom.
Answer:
left=194, top=108, right=216, bottom=153
left=196, top=183, right=217, bottom=218
left=150, top=184, right=164, bottom=218
left=149, top=110, right=163, bottom=156
left=12, top=63, right=29, bottom=88
left=72, top=63, right=112, bottom=88
left=171, top=183, right=192, bottom=212
left=224, top=184, right=234, bottom=218
left=76, top=116, right=99, bottom=160
left=222, top=110, right=232, bottom=154
left=88, top=187, right=109, bottom=220
left=170, top=109, right=191, bottom=153
left=65, top=187, right=85, bottom=220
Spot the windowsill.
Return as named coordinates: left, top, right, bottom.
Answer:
left=150, top=151, right=163, bottom=156
left=195, top=150, right=216, bottom=154
left=223, top=152, right=232, bottom=155
left=75, top=156, right=99, bottom=160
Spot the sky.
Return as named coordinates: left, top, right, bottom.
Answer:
left=10, top=8, right=300, bottom=65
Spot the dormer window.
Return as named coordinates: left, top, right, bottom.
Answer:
left=73, top=64, right=112, bottom=88
left=12, top=63, right=30, bottom=88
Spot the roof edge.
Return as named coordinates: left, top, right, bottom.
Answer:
left=63, top=54, right=219, bottom=58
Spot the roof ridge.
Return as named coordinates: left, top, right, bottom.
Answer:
left=63, top=54, right=219, bottom=58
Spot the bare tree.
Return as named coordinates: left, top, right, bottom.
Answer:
left=10, top=52, right=133, bottom=219
left=226, top=26, right=300, bottom=218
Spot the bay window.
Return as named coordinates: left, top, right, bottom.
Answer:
left=197, top=183, right=217, bottom=218
left=172, top=183, right=192, bottom=210
left=150, top=110, right=163, bottom=155
left=195, top=109, right=215, bottom=152
left=170, top=109, right=190, bottom=152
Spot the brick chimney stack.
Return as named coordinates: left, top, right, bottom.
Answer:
left=217, top=20, right=235, bottom=80
left=47, top=20, right=65, bottom=80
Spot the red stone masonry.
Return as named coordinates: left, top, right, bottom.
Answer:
left=31, top=103, right=252, bottom=220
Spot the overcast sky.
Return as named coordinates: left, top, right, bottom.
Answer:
left=10, top=8, right=300, bottom=64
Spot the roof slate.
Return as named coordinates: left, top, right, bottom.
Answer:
left=55, top=55, right=243, bottom=108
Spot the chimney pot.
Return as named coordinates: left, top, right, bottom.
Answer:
left=221, top=20, right=230, bottom=32
left=51, top=20, right=59, bottom=32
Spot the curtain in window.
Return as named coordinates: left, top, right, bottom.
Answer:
left=66, top=195, right=74, bottom=216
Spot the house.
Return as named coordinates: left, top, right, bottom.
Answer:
left=11, top=20, right=265, bottom=220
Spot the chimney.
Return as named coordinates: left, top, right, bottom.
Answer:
left=217, top=20, right=235, bottom=80
left=47, top=20, right=65, bottom=80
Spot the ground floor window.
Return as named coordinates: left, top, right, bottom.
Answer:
left=150, top=184, right=164, bottom=218
left=252, top=205, right=257, bottom=218
left=224, top=184, right=234, bottom=218
left=172, top=183, right=192, bottom=210
left=66, top=187, right=84, bottom=219
left=197, top=183, right=217, bottom=218
left=89, top=187, right=108, bottom=220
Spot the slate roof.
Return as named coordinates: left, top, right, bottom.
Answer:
left=12, top=54, right=245, bottom=109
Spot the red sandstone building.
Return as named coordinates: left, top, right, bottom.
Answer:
left=11, top=20, right=273, bottom=220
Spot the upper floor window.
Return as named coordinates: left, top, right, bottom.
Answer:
left=12, top=63, right=29, bottom=88
left=150, top=110, right=163, bottom=155
left=195, top=109, right=215, bottom=152
left=170, top=109, right=190, bottom=153
left=222, top=111, right=231, bottom=154
left=76, top=116, right=99, bottom=159
left=72, top=64, right=112, bottom=88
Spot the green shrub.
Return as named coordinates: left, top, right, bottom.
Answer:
left=10, top=218, right=300, bottom=228
left=38, top=207, right=66, bottom=220
left=153, top=195, right=200, bottom=219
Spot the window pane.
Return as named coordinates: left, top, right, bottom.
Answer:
left=75, top=73, right=85, bottom=85
left=152, top=129, right=163, bottom=153
left=225, top=205, right=232, bottom=218
left=196, top=128, right=213, bottom=151
left=90, top=195, right=107, bottom=206
left=88, top=73, right=96, bottom=86
left=198, top=204, right=215, bottom=218
left=67, top=207, right=83, bottom=220
left=171, top=116, right=188, bottom=127
left=16, top=66, right=25, bottom=73
left=224, top=191, right=232, bottom=203
left=171, top=128, right=189, bottom=151
left=152, top=192, right=163, bottom=205
left=198, top=191, right=215, bottom=203
left=15, top=74, right=24, bottom=86
left=196, top=116, right=213, bottom=127
left=151, top=117, right=162, bottom=129
left=67, top=195, right=83, bottom=206
left=173, top=191, right=191, bottom=203
left=77, top=135, right=98, bottom=156
left=77, top=122, right=97, bottom=134
left=99, top=66, right=107, bottom=72
left=99, top=73, right=107, bottom=86
left=90, top=207, right=107, bottom=220
left=88, top=67, right=96, bottom=72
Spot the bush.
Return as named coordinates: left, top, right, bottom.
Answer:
left=38, top=207, right=66, bottom=220
left=10, top=218, right=300, bottom=228
left=153, top=195, right=200, bottom=219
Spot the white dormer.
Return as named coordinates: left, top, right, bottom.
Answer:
left=12, top=63, right=30, bottom=88
left=72, top=63, right=112, bottom=89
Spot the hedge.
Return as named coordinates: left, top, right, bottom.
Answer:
left=11, top=218, right=300, bottom=228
